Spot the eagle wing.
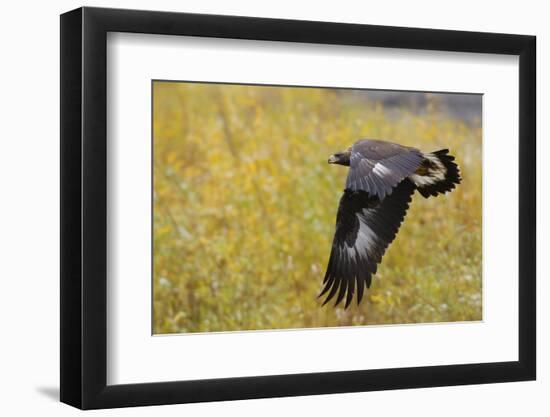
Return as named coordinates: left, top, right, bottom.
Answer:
left=320, top=179, right=416, bottom=308
left=346, top=139, right=424, bottom=199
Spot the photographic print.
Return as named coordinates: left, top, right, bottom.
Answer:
left=152, top=81, right=482, bottom=334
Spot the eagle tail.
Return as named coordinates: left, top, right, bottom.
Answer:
left=409, top=149, right=461, bottom=198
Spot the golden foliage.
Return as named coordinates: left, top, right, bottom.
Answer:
left=153, top=82, right=482, bottom=334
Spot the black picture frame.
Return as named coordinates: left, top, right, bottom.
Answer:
left=60, top=6, right=536, bottom=410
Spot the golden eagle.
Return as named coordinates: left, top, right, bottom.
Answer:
left=321, top=139, right=461, bottom=308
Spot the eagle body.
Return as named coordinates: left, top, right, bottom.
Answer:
left=322, top=139, right=461, bottom=308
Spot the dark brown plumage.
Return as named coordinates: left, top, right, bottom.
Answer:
left=321, top=139, right=461, bottom=308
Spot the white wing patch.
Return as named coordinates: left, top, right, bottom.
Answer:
left=345, top=211, right=378, bottom=261
left=372, top=162, right=392, bottom=177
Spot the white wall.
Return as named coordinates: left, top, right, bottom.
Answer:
left=0, top=0, right=545, bottom=415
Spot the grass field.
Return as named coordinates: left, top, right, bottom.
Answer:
left=152, top=82, right=482, bottom=334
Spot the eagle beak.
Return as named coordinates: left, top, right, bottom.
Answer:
left=328, top=155, right=338, bottom=164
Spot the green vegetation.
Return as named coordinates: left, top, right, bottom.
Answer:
left=153, top=82, right=482, bottom=334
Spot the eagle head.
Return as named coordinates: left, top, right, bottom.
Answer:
left=328, top=150, right=351, bottom=166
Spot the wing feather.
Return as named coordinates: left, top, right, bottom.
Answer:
left=320, top=179, right=416, bottom=307
left=346, top=139, right=424, bottom=198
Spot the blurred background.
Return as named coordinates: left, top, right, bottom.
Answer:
left=152, top=81, right=482, bottom=334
